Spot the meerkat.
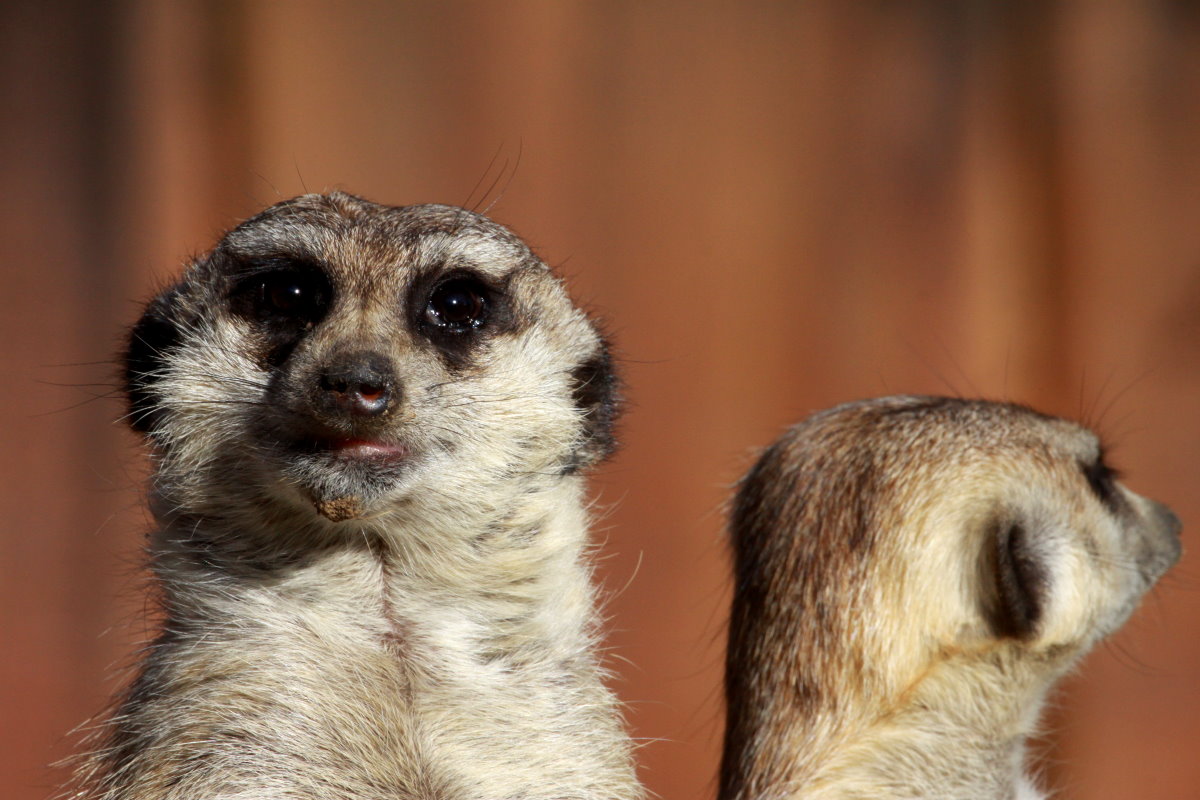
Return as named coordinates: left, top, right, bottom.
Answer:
left=720, top=396, right=1182, bottom=800
left=67, top=192, right=641, bottom=800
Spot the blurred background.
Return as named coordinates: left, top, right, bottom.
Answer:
left=3, top=1, right=1199, bottom=798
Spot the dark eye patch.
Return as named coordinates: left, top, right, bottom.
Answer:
left=227, top=258, right=333, bottom=368
left=409, top=266, right=516, bottom=369
left=1081, top=456, right=1123, bottom=514
left=228, top=260, right=332, bottom=328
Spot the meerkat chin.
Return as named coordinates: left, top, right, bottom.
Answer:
left=720, top=396, right=1182, bottom=800
left=68, top=192, right=639, bottom=800
left=312, top=494, right=365, bottom=522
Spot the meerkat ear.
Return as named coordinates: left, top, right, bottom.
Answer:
left=566, top=337, right=622, bottom=471
left=124, top=284, right=186, bottom=434
left=985, top=519, right=1048, bottom=640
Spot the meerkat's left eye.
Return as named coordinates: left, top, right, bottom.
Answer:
left=426, top=278, right=488, bottom=332
left=1082, top=458, right=1122, bottom=513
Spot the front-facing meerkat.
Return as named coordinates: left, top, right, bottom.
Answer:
left=720, top=396, right=1182, bottom=800
left=69, top=193, right=640, bottom=800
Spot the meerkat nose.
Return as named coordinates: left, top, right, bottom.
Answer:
left=316, top=351, right=397, bottom=418
left=1150, top=500, right=1183, bottom=538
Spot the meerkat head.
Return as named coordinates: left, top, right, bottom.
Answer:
left=728, top=396, right=1182, bottom=722
left=123, top=193, right=619, bottom=532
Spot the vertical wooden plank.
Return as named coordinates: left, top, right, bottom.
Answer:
left=957, top=1, right=1070, bottom=409
left=0, top=4, right=132, bottom=796
left=0, top=2, right=254, bottom=798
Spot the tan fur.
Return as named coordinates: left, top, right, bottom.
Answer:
left=721, top=396, right=1182, bottom=800
left=67, top=193, right=641, bottom=800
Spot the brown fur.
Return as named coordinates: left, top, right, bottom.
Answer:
left=721, top=396, right=1181, bottom=800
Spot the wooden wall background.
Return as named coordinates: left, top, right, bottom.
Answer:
left=3, top=1, right=1199, bottom=798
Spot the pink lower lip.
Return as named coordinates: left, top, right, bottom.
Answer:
left=329, top=438, right=408, bottom=460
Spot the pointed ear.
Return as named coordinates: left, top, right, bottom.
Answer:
left=124, top=284, right=187, bottom=434
left=985, top=519, right=1048, bottom=640
left=565, top=336, right=622, bottom=471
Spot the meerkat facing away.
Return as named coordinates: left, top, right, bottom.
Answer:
left=720, top=396, right=1182, bottom=800
left=67, top=192, right=641, bottom=800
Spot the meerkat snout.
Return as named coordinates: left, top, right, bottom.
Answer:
left=721, top=396, right=1181, bottom=800
left=1139, top=497, right=1183, bottom=572
left=313, top=350, right=398, bottom=418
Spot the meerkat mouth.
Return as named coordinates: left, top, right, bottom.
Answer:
left=277, top=428, right=412, bottom=465
left=298, top=436, right=414, bottom=479
left=324, top=437, right=410, bottom=464
left=269, top=431, right=417, bottom=521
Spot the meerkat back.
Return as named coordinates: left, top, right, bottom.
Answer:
left=67, top=193, right=640, bottom=800
left=720, top=396, right=1181, bottom=800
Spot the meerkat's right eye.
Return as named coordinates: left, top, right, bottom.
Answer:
left=232, top=268, right=330, bottom=327
left=264, top=277, right=308, bottom=313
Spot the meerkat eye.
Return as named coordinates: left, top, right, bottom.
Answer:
left=259, top=272, right=326, bottom=319
left=1082, top=458, right=1122, bottom=513
left=425, top=278, right=488, bottom=332
left=232, top=268, right=330, bottom=327
left=264, top=278, right=307, bottom=313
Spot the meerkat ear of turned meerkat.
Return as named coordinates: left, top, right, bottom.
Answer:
left=984, top=516, right=1050, bottom=641
left=123, top=283, right=188, bottom=435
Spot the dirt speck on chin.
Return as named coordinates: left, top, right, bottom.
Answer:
left=314, top=495, right=365, bottom=522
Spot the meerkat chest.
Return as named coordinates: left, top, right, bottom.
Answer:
left=148, top=549, right=543, bottom=797
left=194, top=547, right=505, bottom=689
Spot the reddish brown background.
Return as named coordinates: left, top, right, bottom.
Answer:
left=3, top=2, right=1200, bottom=798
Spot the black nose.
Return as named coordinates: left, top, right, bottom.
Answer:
left=316, top=352, right=397, bottom=418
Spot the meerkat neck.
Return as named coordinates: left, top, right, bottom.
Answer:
left=152, top=474, right=604, bottom=689
left=157, top=471, right=591, bottom=604
left=721, top=660, right=880, bottom=800
left=809, top=658, right=1049, bottom=800
left=724, top=655, right=1048, bottom=800
left=88, top=477, right=639, bottom=800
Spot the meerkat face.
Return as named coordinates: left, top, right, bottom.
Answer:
left=124, top=193, right=618, bottom=527
left=731, top=396, right=1182, bottom=705
left=857, top=398, right=1182, bottom=670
